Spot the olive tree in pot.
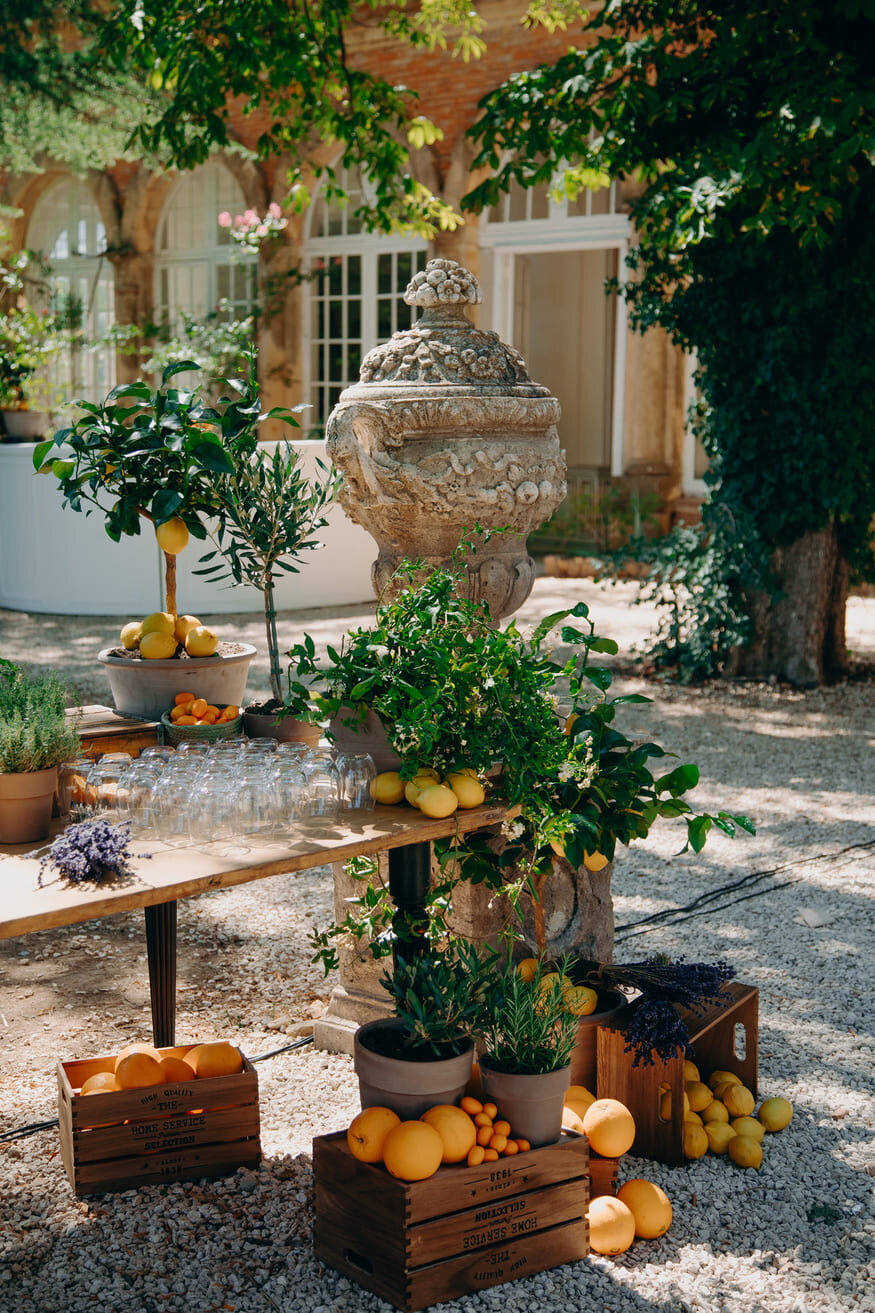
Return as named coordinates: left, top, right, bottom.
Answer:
left=0, top=660, right=80, bottom=845
left=195, top=417, right=340, bottom=742
left=478, top=956, right=580, bottom=1148
left=354, top=940, right=490, bottom=1119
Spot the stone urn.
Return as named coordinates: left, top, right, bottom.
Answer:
left=326, top=258, right=566, bottom=620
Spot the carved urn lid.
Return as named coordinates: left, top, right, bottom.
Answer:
left=341, top=258, right=553, bottom=399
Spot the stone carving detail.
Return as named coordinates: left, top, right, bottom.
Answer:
left=326, top=256, right=567, bottom=621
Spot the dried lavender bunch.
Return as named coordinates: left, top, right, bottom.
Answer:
left=570, top=953, right=736, bottom=1067
left=36, top=819, right=141, bottom=887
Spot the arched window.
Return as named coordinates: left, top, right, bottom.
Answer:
left=154, top=162, right=257, bottom=328
left=480, top=173, right=631, bottom=486
left=27, top=178, right=116, bottom=404
left=303, top=167, right=428, bottom=429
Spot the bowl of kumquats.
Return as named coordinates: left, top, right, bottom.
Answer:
left=161, top=691, right=243, bottom=744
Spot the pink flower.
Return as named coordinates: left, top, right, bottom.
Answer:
left=234, top=214, right=244, bottom=227
left=217, top=211, right=232, bottom=227
left=256, top=224, right=269, bottom=238
left=243, top=209, right=258, bottom=225
left=267, top=202, right=282, bottom=219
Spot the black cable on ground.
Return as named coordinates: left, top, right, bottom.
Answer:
left=0, top=1036, right=316, bottom=1143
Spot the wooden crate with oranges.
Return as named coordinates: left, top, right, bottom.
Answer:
left=57, top=1040, right=261, bottom=1196
left=597, top=980, right=759, bottom=1165
left=314, top=1130, right=593, bottom=1312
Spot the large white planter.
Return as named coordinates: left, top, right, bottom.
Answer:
left=0, top=441, right=376, bottom=616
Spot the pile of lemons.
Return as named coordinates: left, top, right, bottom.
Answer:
left=517, top=957, right=602, bottom=1018
left=370, top=767, right=485, bottom=818
left=672, top=1060, right=793, bottom=1169
left=120, top=611, right=219, bottom=660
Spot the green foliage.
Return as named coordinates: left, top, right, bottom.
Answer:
left=479, top=955, right=580, bottom=1075
left=107, top=310, right=257, bottom=400
left=466, top=1, right=875, bottom=656
left=532, top=482, right=662, bottom=554
left=381, top=942, right=495, bottom=1058
left=0, top=663, right=80, bottom=774
left=195, top=414, right=342, bottom=703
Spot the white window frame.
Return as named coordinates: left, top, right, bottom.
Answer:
left=480, top=179, right=632, bottom=478
left=153, top=162, right=257, bottom=329
left=302, top=171, right=428, bottom=427
left=682, top=352, right=709, bottom=496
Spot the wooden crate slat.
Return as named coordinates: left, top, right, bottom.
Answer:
left=315, top=1216, right=408, bottom=1309
left=71, top=1139, right=261, bottom=1195
left=72, top=1104, right=260, bottom=1163
left=315, top=1185, right=409, bottom=1264
left=59, top=1055, right=258, bottom=1129
left=587, top=1151, right=618, bottom=1199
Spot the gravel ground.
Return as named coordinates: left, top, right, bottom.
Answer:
left=1, top=579, right=874, bottom=1313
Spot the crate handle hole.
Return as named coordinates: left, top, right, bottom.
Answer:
left=344, top=1249, right=373, bottom=1275
left=733, top=1023, right=747, bottom=1061
left=657, top=1082, right=671, bottom=1123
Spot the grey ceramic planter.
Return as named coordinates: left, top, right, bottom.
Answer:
left=568, top=990, right=627, bottom=1094
left=354, top=1017, right=474, bottom=1119
left=98, top=644, right=256, bottom=721
left=478, top=1058, right=571, bottom=1148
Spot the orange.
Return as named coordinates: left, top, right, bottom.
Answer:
left=488, top=1134, right=508, bottom=1153
left=170, top=705, right=189, bottom=721
left=81, top=1071, right=121, bottom=1095
left=382, top=1120, right=444, bottom=1181
left=502, top=1139, right=519, bottom=1155
left=587, top=1196, right=636, bottom=1255
left=482, top=1102, right=498, bottom=1119
left=220, top=704, right=239, bottom=721
left=492, top=1120, right=511, bottom=1138
left=347, top=1106, right=401, bottom=1163
left=115, top=1042, right=162, bottom=1069
left=582, top=1098, right=636, bottom=1158
left=476, top=1125, right=493, bottom=1147
left=515, top=1139, right=531, bottom=1153
left=174, top=691, right=196, bottom=705
left=460, top=1096, right=483, bottom=1116
left=420, top=1104, right=477, bottom=1163
left=191, top=698, right=208, bottom=719
left=204, top=705, right=220, bottom=718
left=160, top=1056, right=197, bottom=1084
left=467, top=1145, right=485, bottom=1167
left=176, top=715, right=197, bottom=725
left=184, top=1041, right=243, bottom=1078
left=115, top=1051, right=164, bottom=1089
left=483, top=1148, right=499, bottom=1161
left=617, top=1178, right=672, bottom=1239
left=474, top=1112, right=493, bottom=1128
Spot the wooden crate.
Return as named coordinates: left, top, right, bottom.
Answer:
left=597, top=980, right=758, bottom=1165
left=314, top=1131, right=595, bottom=1312
left=70, top=704, right=160, bottom=760
left=57, top=1046, right=261, bottom=1196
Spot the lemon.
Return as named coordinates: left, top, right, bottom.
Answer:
left=683, top=1123, right=709, bottom=1159
left=685, top=1110, right=703, bottom=1126
left=708, top=1069, right=741, bottom=1091
left=563, top=984, right=599, bottom=1016
left=728, top=1135, right=763, bottom=1169
left=702, top=1100, right=729, bottom=1124
left=140, top=611, right=176, bottom=638
left=155, top=516, right=190, bottom=555
left=120, top=621, right=142, bottom=650
left=705, top=1122, right=737, bottom=1155
left=731, top=1116, right=765, bottom=1143
left=757, top=1097, right=793, bottom=1132
left=659, top=1089, right=690, bottom=1120
left=184, top=625, right=218, bottom=657
left=583, top=851, right=609, bottom=871
left=139, top=630, right=177, bottom=660
left=174, top=614, right=202, bottom=644
left=417, top=784, right=458, bottom=819
left=539, top=972, right=562, bottom=993
left=404, top=780, right=424, bottom=808
left=517, top=957, right=539, bottom=983
left=684, top=1060, right=700, bottom=1083
left=414, top=767, right=441, bottom=783
left=447, top=774, right=485, bottom=809
left=371, top=772, right=405, bottom=805
left=722, top=1084, right=755, bottom=1118
left=685, top=1080, right=713, bottom=1112
left=564, top=1084, right=596, bottom=1109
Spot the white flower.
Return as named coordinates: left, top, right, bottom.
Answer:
left=501, top=819, right=524, bottom=841
left=484, top=676, right=495, bottom=688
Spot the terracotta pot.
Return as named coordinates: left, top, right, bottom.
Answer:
left=569, top=990, right=627, bottom=1094
left=98, top=644, right=256, bottom=721
left=354, top=1017, right=474, bottom=1119
left=242, top=709, right=321, bottom=747
left=328, top=707, right=401, bottom=772
left=0, top=767, right=58, bottom=844
left=478, top=1058, right=571, bottom=1148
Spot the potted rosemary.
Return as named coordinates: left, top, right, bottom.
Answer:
left=354, top=941, right=490, bottom=1119
left=0, top=660, right=80, bottom=844
left=477, top=956, right=580, bottom=1148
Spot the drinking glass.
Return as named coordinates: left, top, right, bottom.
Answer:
left=84, top=755, right=133, bottom=820
left=58, top=757, right=94, bottom=815
left=336, top=752, right=377, bottom=811
left=271, top=762, right=307, bottom=836
left=301, top=754, right=341, bottom=819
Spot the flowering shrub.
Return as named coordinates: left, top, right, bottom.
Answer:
left=218, top=203, right=288, bottom=253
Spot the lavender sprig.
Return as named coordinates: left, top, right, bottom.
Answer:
left=36, top=819, right=143, bottom=887
left=571, top=953, right=736, bottom=1067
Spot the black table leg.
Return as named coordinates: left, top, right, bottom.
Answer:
left=144, top=900, right=177, bottom=1047
left=388, top=842, right=431, bottom=967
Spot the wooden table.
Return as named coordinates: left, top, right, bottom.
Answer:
left=0, top=803, right=506, bottom=1046
left=68, top=704, right=160, bottom=760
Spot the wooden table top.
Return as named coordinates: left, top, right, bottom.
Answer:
left=0, top=802, right=507, bottom=941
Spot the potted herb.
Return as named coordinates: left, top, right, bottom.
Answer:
left=354, top=941, right=489, bottom=1119
left=34, top=358, right=316, bottom=718
left=477, top=956, right=580, bottom=1148
left=0, top=660, right=81, bottom=844
left=0, top=304, right=57, bottom=440
left=195, top=415, right=340, bottom=741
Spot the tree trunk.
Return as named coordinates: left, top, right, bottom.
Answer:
left=732, top=525, right=849, bottom=686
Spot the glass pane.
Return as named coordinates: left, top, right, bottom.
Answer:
left=509, top=181, right=527, bottom=223
left=397, top=251, right=412, bottom=285
left=347, top=346, right=361, bottom=379
left=348, top=298, right=361, bottom=340
left=328, top=386, right=342, bottom=410
left=377, top=299, right=393, bottom=340
left=217, top=265, right=230, bottom=301
left=329, top=300, right=343, bottom=338
left=531, top=186, right=550, bottom=221
left=348, top=256, right=361, bottom=296
left=329, top=344, right=344, bottom=380
left=328, top=259, right=343, bottom=294
left=378, top=253, right=392, bottom=295
left=347, top=208, right=361, bottom=236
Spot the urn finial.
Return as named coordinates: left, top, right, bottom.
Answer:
left=403, top=258, right=483, bottom=309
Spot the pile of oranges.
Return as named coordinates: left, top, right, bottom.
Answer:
left=166, top=692, right=240, bottom=728
left=347, top=1097, right=530, bottom=1183
left=78, top=1040, right=244, bottom=1094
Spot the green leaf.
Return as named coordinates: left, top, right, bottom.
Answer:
left=162, top=361, right=201, bottom=382
left=191, top=442, right=235, bottom=474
